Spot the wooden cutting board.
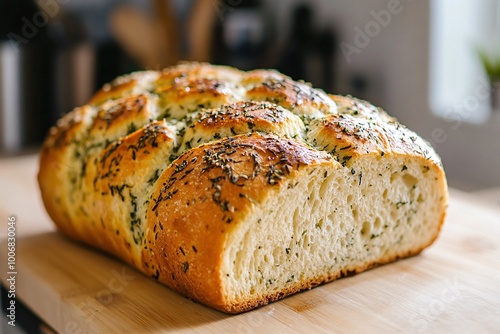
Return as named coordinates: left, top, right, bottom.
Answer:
left=1, top=155, right=499, bottom=333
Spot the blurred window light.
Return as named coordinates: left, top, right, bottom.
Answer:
left=429, top=0, right=500, bottom=123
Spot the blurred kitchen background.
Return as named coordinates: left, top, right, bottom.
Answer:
left=1, top=0, right=499, bottom=193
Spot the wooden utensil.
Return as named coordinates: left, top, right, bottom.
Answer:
left=110, top=0, right=220, bottom=69
left=110, top=5, right=160, bottom=68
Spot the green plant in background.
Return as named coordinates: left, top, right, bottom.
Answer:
left=479, top=50, right=500, bottom=82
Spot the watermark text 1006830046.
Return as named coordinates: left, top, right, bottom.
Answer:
left=5, top=216, right=17, bottom=327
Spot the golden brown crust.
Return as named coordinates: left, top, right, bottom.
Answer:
left=91, top=94, right=151, bottom=133
left=38, top=62, right=448, bottom=314
left=308, top=112, right=441, bottom=167
left=328, top=94, right=393, bottom=122
left=180, top=101, right=305, bottom=152
left=43, top=105, right=96, bottom=149
left=85, top=120, right=176, bottom=268
left=38, top=105, right=97, bottom=240
left=245, top=75, right=336, bottom=115
left=156, top=78, right=233, bottom=101
left=89, top=71, right=159, bottom=107
left=89, top=79, right=138, bottom=106
left=154, top=62, right=241, bottom=88
left=196, top=101, right=294, bottom=130
left=147, top=133, right=332, bottom=308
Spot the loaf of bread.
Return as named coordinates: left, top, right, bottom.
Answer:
left=38, top=62, right=448, bottom=313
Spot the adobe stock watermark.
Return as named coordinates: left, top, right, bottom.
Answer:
left=213, top=0, right=243, bottom=22
left=340, top=0, right=413, bottom=63
left=430, top=76, right=491, bottom=145
left=7, top=0, right=69, bottom=50
left=408, top=278, right=469, bottom=332
left=64, top=267, right=135, bottom=334
left=5, top=216, right=17, bottom=327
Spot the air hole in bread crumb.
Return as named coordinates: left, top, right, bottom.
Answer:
left=316, top=219, right=324, bottom=229
left=272, top=247, right=284, bottom=265
left=307, top=179, right=315, bottom=193
left=328, top=212, right=336, bottom=225
left=382, top=189, right=388, bottom=199
left=339, top=220, right=346, bottom=230
left=324, top=220, right=333, bottom=233
left=402, top=174, right=418, bottom=190
left=352, top=208, right=359, bottom=219
left=309, top=190, right=317, bottom=203
left=347, top=195, right=353, bottom=204
left=390, top=208, right=398, bottom=220
left=417, top=194, right=424, bottom=203
left=374, top=217, right=382, bottom=229
left=339, top=238, right=346, bottom=248
left=293, top=207, right=301, bottom=235
left=361, top=221, right=371, bottom=237
left=319, top=178, right=330, bottom=198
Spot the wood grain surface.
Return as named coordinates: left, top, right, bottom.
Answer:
left=0, top=155, right=499, bottom=333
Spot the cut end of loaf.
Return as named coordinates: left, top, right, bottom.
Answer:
left=221, top=154, right=447, bottom=313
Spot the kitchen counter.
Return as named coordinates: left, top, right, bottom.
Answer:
left=1, top=154, right=499, bottom=333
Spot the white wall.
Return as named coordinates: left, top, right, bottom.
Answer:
left=266, top=0, right=500, bottom=190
